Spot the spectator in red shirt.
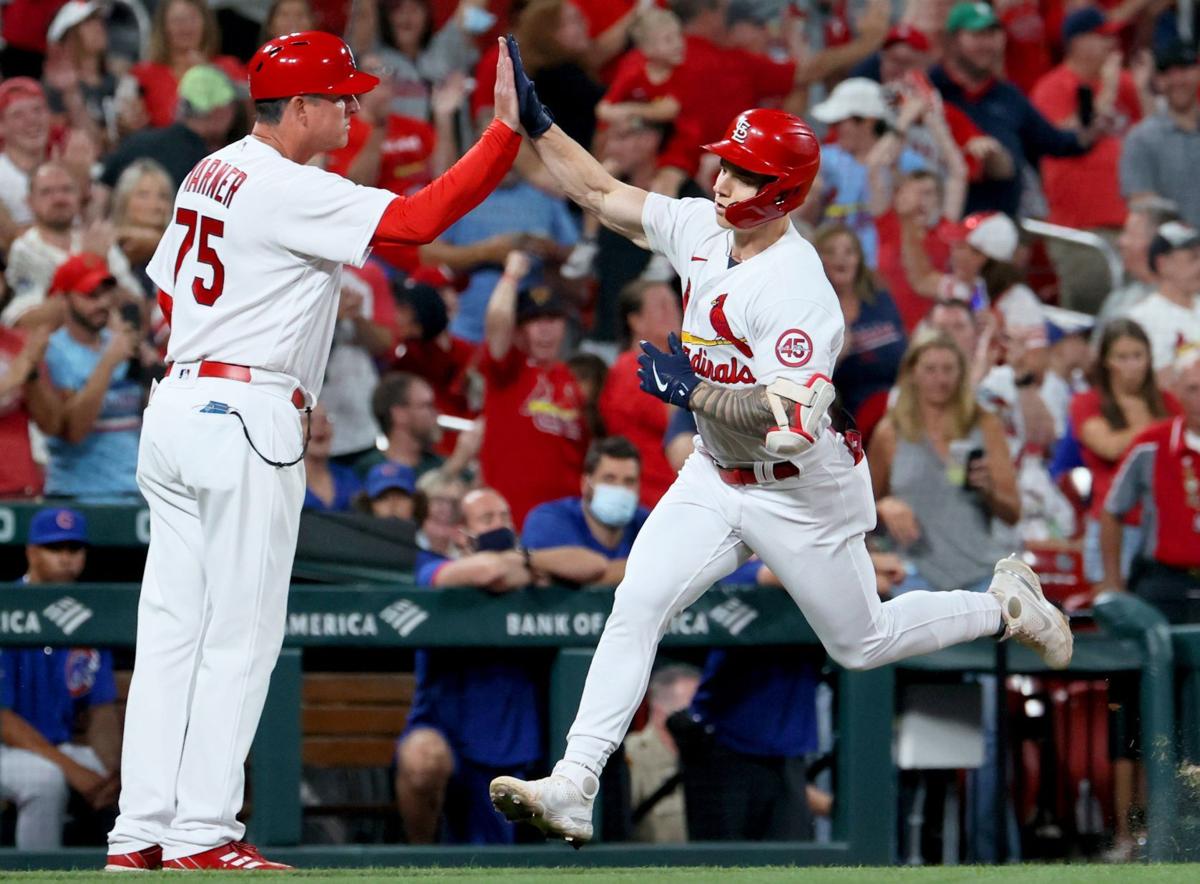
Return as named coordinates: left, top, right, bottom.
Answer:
left=850, top=24, right=934, bottom=85
left=599, top=279, right=682, bottom=506
left=1032, top=8, right=1143, bottom=311
left=390, top=274, right=481, bottom=437
left=998, top=0, right=1053, bottom=96
left=878, top=169, right=966, bottom=331
left=0, top=323, right=62, bottom=497
left=123, top=0, right=246, bottom=129
left=597, top=9, right=687, bottom=129
left=572, top=0, right=641, bottom=79
left=0, top=0, right=69, bottom=79
left=1071, top=318, right=1179, bottom=585
left=0, top=78, right=53, bottom=249
left=324, top=52, right=462, bottom=197
left=1101, top=347, right=1200, bottom=622
left=480, top=250, right=589, bottom=527
left=668, top=0, right=891, bottom=146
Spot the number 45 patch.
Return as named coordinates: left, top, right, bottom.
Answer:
left=775, top=328, right=812, bottom=367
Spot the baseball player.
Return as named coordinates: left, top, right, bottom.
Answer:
left=105, top=32, right=522, bottom=871
left=490, top=39, right=1074, bottom=845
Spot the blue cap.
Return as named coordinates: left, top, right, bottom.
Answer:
left=1061, top=8, right=1117, bottom=44
left=28, top=507, right=89, bottom=546
left=366, top=462, right=416, bottom=499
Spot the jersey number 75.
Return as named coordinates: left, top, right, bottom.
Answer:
left=174, top=208, right=226, bottom=306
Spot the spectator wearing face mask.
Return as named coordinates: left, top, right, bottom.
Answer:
left=397, top=487, right=538, bottom=845
left=522, top=436, right=650, bottom=588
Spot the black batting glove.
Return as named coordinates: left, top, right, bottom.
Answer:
left=506, top=34, right=554, bottom=137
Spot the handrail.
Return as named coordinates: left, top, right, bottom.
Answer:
left=1019, top=218, right=1125, bottom=309
left=1092, top=592, right=1178, bottom=862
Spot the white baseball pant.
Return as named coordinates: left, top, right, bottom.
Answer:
left=108, top=369, right=306, bottom=859
left=0, top=743, right=107, bottom=849
left=562, top=433, right=1004, bottom=775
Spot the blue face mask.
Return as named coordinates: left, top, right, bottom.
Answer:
left=588, top=484, right=639, bottom=528
left=462, top=6, right=497, bottom=35
left=474, top=526, right=517, bottom=552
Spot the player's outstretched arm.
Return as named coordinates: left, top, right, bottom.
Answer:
left=370, top=39, right=522, bottom=250
left=507, top=36, right=648, bottom=246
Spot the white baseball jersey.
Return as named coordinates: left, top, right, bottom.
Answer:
left=641, top=193, right=844, bottom=465
left=148, top=136, right=396, bottom=398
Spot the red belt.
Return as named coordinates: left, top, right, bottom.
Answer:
left=715, top=461, right=800, bottom=487
left=167, top=360, right=306, bottom=410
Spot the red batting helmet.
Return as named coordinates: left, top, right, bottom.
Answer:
left=248, top=31, right=379, bottom=101
left=703, top=109, right=821, bottom=228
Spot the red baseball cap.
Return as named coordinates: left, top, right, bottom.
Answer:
left=0, top=77, right=46, bottom=114
left=884, top=25, right=931, bottom=53
left=50, top=253, right=116, bottom=297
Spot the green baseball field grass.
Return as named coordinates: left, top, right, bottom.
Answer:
left=4, top=866, right=1199, bottom=882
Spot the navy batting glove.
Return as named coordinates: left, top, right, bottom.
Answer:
left=638, top=332, right=700, bottom=408
left=506, top=34, right=554, bottom=137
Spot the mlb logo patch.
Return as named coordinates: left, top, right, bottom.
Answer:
left=199, top=401, right=230, bottom=414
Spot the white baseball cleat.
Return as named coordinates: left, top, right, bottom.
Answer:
left=490, top=773, right=594, bottom=847
left=989, top=555, right=1073, bottom=669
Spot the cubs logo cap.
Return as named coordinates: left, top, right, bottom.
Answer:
left=29, top=507, right=89, bottom=546
left=366, top=462, right=417, bottom=499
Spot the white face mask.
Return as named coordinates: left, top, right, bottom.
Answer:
left=588, top=483, right=639, bottom=528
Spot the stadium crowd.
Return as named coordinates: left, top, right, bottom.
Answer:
left=1, top=0, right=1199, bottom=863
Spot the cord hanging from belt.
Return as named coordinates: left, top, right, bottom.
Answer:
left=228, top=406, right=312, bottom=468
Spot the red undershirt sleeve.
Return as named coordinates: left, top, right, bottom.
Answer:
left=369, top=120, right=521, bottom=262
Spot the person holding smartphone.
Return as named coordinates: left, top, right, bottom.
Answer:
left=868, top=329, right=1021, bottom=595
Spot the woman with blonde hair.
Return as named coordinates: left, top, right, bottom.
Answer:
left=109, top=159, right=174, bottom=297
left=869, top=329, right=1019, bottom=593
left=123, top=0, right=244, bottom=128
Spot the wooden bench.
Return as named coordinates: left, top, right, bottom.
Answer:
left=302, top=673, right=414, bottom=769
left=114, top=671, right=415, bottom=826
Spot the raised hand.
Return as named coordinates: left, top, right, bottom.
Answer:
left=505, top=34, right=554, bottom=137
left=493, top=36, right=519, bottom=131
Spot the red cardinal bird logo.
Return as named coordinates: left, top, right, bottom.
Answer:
left=709, top=294, right=754, bottom=359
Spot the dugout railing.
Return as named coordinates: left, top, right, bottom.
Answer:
left=0, top=501, right=1194, bottom=869
left=1, top=582, right=1195, bottom=869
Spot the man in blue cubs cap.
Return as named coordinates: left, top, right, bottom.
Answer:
left=0, top=508, right=120, bottom=848
left=363, top=462, right=417, bottom=520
